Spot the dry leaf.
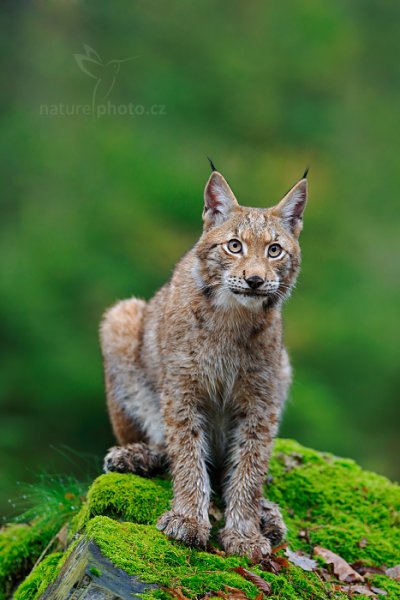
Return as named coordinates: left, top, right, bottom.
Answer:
left=206, top=545, right=226, bottom=557
left=340, top=584, right=375, bottom=597
left=279, top=452, right=304, bottom=472
left=340, top=584, right=382, bottom=597
left=163, top=587, right=190, bottom=600
left=317, top=567, right=333, bottom=582
left=259, top=550, right=289, bottom=574
left=272, top=556, right=290, bottom=569
left=370, top=587, right=387, bottom=596
left=56, top=523, right=69, bottom=548
left=209, top=502, right=223, bottom=521
left=314, top=546, right=364, bottom=582
left=259, top=557, right=280, bottom=575
left=385, top=564, right=400, bottom=580
left=285, top=547, right=317, bottom=572
left=272, top=543, right=288, bottom=554
left=206, top=585, right=249, bottom=600
left=351, top=561, right=386, bottom=577
left=233, top=567, right=272, bottom=595
left=221, top=585, right=249, bottom=599
left=358, top=537, right=368, bottom=548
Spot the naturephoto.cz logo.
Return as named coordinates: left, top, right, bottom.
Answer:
left=40, top=44, right=166, bottom=118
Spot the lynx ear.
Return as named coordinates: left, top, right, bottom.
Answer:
left=272, top=177, right=308, bottom=237
left=203, top=171, right=239, bottom=228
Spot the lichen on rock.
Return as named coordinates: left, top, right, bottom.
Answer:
left=2, top=439, right=399, bottom=599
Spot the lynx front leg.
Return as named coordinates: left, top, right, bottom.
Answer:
left=156, top=384, right=211, bottom=548
left=220, top=387, right=281, bottom=561
left=104, top=442, right=167, bottom=476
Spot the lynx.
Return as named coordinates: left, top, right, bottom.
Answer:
left=100, top=164, right=308, bottom=560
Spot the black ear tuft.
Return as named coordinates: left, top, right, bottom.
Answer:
left=207, top=156, right=217, bottom=172
left=302, top=166, right=310, bottom=179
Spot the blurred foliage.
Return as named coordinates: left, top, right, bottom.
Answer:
left=0, top=0, right=399, bottom=514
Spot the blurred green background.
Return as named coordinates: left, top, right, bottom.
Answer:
left=1, top=1, right=399, bottom=516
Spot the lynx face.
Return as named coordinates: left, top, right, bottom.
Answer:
left=194, top=171, right=307, bottom=309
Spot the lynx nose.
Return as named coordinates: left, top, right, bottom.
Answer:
left=245, top=275, right=264, bottom=289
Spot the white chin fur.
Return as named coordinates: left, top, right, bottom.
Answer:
left=232, top=293, right=265, bottom=309
left=213, top=286, right=265, bottom=310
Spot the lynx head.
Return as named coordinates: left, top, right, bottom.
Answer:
left=194, top=169, right=308, bottom=310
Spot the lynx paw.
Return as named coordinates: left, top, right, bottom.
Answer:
left=260, top=498, right=287, bottom=547
left=104, top=443, right=165, bottom=476
left=156, top=511, right=211, bottom=548
left=219, top=527, right=272, bottom=562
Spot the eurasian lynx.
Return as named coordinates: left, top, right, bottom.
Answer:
left=100, top=165, right=308, bottom=560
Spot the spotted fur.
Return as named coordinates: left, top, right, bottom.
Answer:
left=100, top=170, right=308, bottom=560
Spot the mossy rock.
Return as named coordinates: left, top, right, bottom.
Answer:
left=3, top=439, right=400, bottom=599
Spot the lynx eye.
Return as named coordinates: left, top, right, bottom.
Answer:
left=268, top=243, right=283, bottom=258
left=227, top=239, right=243, bottom=254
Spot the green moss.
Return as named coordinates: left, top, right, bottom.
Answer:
left=13, top=552, right=63, bottom=600
left=0, top=521, right=56, bottom=600
left=85, top=516, right=350, bottom=600
left=12, top=537, right=82, bottom=600
left=86, top=515, right=261, bottom=598
left=6, top=439, right=400, bottom=599
left=70, top=472, right=172, bottom=536
left=0, top=472, right=87, bottom=599
left=269, top=439, right=400, bottom=565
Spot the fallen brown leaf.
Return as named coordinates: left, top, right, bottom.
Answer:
left=340, top=584, right=380, bottom=597
left=259, top=552, right=289, bottom=574
left=285, top=547, right=317, bottom=572
left=224, top=585, right=248, bottom=596
left=207, top=585, right=249, bottom=600
left=272, top=543, right=288, bottom=554
left=224, top=585, right=250, bottom=599
left=314, top=546, right=364, bottom=583
left=163, top=587, right=190, bottom=600
left=209, top=502, right=223, bottom=522
left=358, top=537, right=368, bottom=548
left=56, top=523, right=69, bottom=548
left=279, top=452, right=304, bottom=472
left=370, top=587, right=388, bottom=596
left=259, top=558, right=280, bottom=574
left=351, top=561, right=386, bottom=577
left=206, top=545, right=226, bottom=557
left=233, top=567, right=272, bottom=595
left=273, top=555, right=290, bottom=569
left=317, top=567, right=333, bottom=582
left=385, top=564, right=400, bottom=580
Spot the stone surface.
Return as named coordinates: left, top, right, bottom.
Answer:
left=41, top=538, right=156, bottom=600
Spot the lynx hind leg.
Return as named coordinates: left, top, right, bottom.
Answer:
left=104, top=442, right=167, bottom=476
left=279, top=348, right=292, bottom=404
left=260, top=498, right=287, bottom=547
left=100, top=298, right=166, bottom=475
left=100, top=297, right=147, bottom=391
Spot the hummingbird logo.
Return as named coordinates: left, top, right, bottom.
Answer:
left=74, top=44, right=136, bottom=113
